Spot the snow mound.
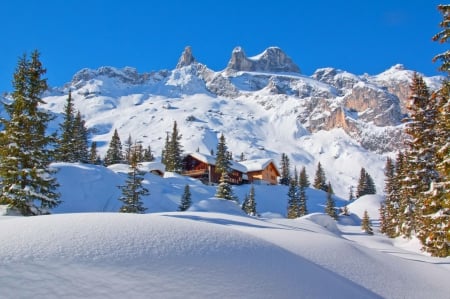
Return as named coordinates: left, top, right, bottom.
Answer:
left=347, top=194, right=384, bottom=220
left=188, top=197, right=246, bottom=216
left=303, top=212, right=341, bottom=235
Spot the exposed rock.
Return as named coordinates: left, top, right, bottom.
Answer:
left=176, top=46, right=196, bottom=69
left=225, top=46, right=300, bottom=73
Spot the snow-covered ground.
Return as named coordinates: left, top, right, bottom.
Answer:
left=1, top=163, right=449, bottom=299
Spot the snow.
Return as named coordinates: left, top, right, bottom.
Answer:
left=1, top=164, right=450, bottom=298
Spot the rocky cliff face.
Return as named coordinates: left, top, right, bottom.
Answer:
left=225, top=47, right=300, bottom=73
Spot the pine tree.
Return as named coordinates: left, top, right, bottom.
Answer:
left=348, top=185, right=355, bottom=201
left=356, top=168, right=376, bottom=197
left=287, top=178, right=299, bottom=219
left=178, top=184, right=192, bottom=211
left=242, top=184, right=257, bottom=216
left=215, top=133, right=231, bottom=175
left=279, top=153, right=291, bottom=185
left=104, top=129, right=123, bottom=166
left=215, top=172, right=236, bottom=201
left=0, top=50, right=60, bottom=215
left=299, top=166, right=310, bottom=188
left=164, top=121, right=183, bottom=173
left=124, top=134, right=133, bottom=164
left=383, top=156, right=400, bottom=237
left=57, top=90, right=76, bottom=162
left=325, top=182, right=337, bottom=220
left=313, top=162, right=327, bottom=191
left=416, top=6, right=450, bottom=256
left=298, top=180, right=308, bottom=217
left=88, top=141, right=102, bottom=165
left=72, top=111, right=89, bottom=162
left=161, top=132, right=169, bottom=166
left=143, top=145, right=154, bottom=162
left=118, top=144, right=149, bottom=213
left=361, top=210, right=374, bottom=235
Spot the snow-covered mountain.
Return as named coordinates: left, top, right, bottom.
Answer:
left=38, top=46, right=442, bottom=197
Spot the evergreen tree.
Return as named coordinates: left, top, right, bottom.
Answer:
left=72, top=111, right=89, bottom=162
left=298, top=180, right=308, bottom=217
left=313, top=162, right=327, bottom=191
left=0, top=50, right=60, bottom=215
left=242, top=184, right=257, bottom=216
left=164, top=121, right=183, bottom=173
left=215, top=172, right=237, bottom=201
left=348, top=185, right=355, bottom=201
left=118, top=144, right=148, bottom=213
left=356, top=168, right=376, bottom=197
left=215, top=133, right=231, bottom=175
left=143, top=145, right=154, bottom=162
left=123, top=134, right=133, bottom=164
left=89, top=141, right=102, bottom=165
left=325, top=182, right=337, bottom=220
left=416, top=6, right=450, bottom=257
left=161, top=132, right=169, bottom=166
left=57, top=90, right=76, bottom=162
left=383, top=156, right=400, bottom=237
left=361, top=210, right=374, bottom=235
left=299, top=166, right=310, bottom=188
left=104, top=129, right=123, bottom=166
left=287, top=178, right=299, bottom=219
left=279, top=153, right=291, bottom=185
left=178, top=184, right=192, bottom=211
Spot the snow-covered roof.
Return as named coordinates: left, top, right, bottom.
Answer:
left=107, top=162, right=165, bottom=174
left=239, top=158, right=277, bottom=173
left=186, top=152, right=247, bottom=173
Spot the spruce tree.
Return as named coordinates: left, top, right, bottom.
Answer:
left=124, top=134, right=133, bottom=164
left=89, top=141, right=102, bottom=165
left=356, top=168, right=376, bottom=197
left=287, top=178, right=299, bottom=219
left=57, top=90, right=76, bottom=162
left=178, top=184, right=192, bottom=211
left=0, top=50, right=60, bottom=215
left=215, top=133, right=231, bottom=175
left=383, top=156, right=400, bottom=237
left=215, top=172, right=236, bottom=201
left=104, top=129, right=123, bottom=166
left=143, top=145, right=154, bottom=162
left=298, top=180, right=308, bottom=217
left=279, top=153, right=291, bottom=185
left=313, top=162, right=327, bottom=191
left=164, top=121, right=183, bottom=173
left=416, top=6, right=450, bottom=257
left=72, top=111, right=89, bottom=162
left=118, top=144, right=149, bottom=213
left=325, top=182, right=337, bottom=220
left=299, top=166, right=310, bottom=188
left=242, top=184, right=257, bottom=216
left=361, top=210, right=374, bottom=235
left=348, top=185, right=355, bottom=201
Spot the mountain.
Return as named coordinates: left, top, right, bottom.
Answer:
left=37, top=46, right=441, bottom=197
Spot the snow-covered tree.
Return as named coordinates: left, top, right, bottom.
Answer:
left=279, top=153, right=291, bottom=185
left=164, top=121, right=183, bottom=173
left=299, top=166, right=310, bottom=188
left=0, top=50, right=60, bottom=215
left=178, top=184, right=192, bottom=211
left=242, top=184, right=257, bottom=216
left=104, top=129, right=123, bottom=166
left=118, top=144, right=148, bottom=213
left=72, top=111, right=89, bottom=162
left=57, top=90, right=76, bottom=162
left=356, top=168, right=376, bottom=197
left=89, top=141, right=102, bottom=165
left=215, top=172, right=236, bottom=201
left=287, top=178, right=300, bottom=219
left=215, top=133, right=231, bottom=175
left=313, top=162, right=327, bottom=191
left=382, top=156, right=400, bottom=237
left=325, top=182, right=337, bottom=220
left=143, top=145, right=154, bottom=162
left=361, top=210, right=373, bottom=235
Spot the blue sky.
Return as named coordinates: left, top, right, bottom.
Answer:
left=0, top=0, right=446, bottom=93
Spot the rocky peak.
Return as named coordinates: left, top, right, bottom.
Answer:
left=225, top=46, right=300, bottom=73
left=176, top=46, right=196, bottom=69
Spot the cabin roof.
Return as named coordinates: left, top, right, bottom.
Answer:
left=185, top=152, right=247, bottom=173
left=239, top=159, right=280, bottom=176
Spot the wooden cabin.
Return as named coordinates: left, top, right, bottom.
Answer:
left=182, top=152, right=246, bottom=185
left=240, top=159, right=280, bottom=185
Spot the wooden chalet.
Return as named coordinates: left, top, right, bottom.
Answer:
left=182, top=152, right=246, bottom=185
left=240, top=159, right=280, bottom=185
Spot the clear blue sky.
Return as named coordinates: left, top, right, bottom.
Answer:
left=0, top=0, right=446, bottom=93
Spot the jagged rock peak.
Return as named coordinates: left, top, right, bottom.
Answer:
left=226, top=46, right=300, bottom=73
left=176, top=46, right=196, bottom=69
